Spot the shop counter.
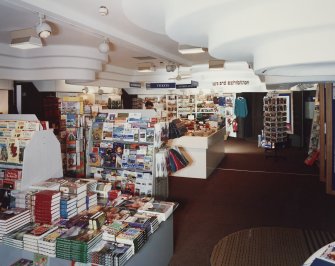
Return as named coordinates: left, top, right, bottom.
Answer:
left=168, top=127, right=226, bottom=179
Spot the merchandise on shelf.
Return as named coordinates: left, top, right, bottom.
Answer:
left=59, top=97, right=86, bottom=178
left=87, top=111, right=169, bottom=199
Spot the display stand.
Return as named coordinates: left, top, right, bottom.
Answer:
left=0, top=214, right=174, bottom=266
left=0, top=114, right=63, bottom=190
left=86, top=109, right=169, bottom=199
left=262, top=94, right=288, bottom=160
left=168, top=127, right=226, bottom=179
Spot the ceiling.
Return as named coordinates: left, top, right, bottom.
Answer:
left=0, top=0, right=332, bottom=88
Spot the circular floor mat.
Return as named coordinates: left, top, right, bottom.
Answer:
left=210, top=227, right=335, bottom=266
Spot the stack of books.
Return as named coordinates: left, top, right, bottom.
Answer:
left=102, top=220, right=128, bottom=242
left=125, top=215, right=152, bottom=238
left=86, top=191, right=98, bottom=210
left=56, top=226, right=102, bottom=263
left=131, top=212, right=159, bottom=234
left=34, top=190, right=61, bottom=224
left=0, top=208, right=31, bottom=241
left=38, top=227, right=68, bottom=257
left=3, top=222, right=35, bottom=249
left=137, top=200, right=175, bottom=223
left=23, top=224, right=58, bottom=253
left=88, top=211, right=106, bottom=230
left=60, top=195, right=77, bottom=219
left=115, top=227, right=146, bottom=253
left=88, top=241, right=134, bottom=266
left=60, top=181, right=87, bottom=214
left=29, top=180, right=61, bottom=191
left=71, top=229, right=103, bottom=263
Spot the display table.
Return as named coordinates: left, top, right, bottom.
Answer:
left=168, top=127, right=226, bottom=179
left=303, top=242, right=335, bottom=266
left=0, top=214, right=174, bottom=266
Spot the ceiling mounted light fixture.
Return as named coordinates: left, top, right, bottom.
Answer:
left=99, top=38, right=110, bottom=53
left=10, top=36, right=42, bottom=49
left=137, top=62, right=155, bottom=72
left=36, top=13, right=52, bottom=39
left=178, top=44, right=208, bottom=54
left=166, top=63, right=177, bottom=72
left=99, top=6, right=109, bottom=16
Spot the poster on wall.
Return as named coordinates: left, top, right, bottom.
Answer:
left=279, top=92, right=294, bottom=134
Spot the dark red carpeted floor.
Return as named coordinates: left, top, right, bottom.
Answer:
left=167, top=138, right=335, bottom=266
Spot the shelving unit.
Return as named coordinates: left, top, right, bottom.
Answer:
left=86, top=109, right=169, bottom=199
left=177, top=95, right=196, bottom=118
left=60, top=97, right=85, bottom=178
left=0, top=114, right=63, bottom=190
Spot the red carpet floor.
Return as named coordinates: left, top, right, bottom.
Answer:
left=168, top=138, right=335, bottom=266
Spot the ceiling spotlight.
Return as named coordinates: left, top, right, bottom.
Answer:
left=98, top=87, right=104, bottom=95
left=82, top=86, right=89, bottom=94
left=36, top=13, right=52, bottom=39
left=166, top=63, right=177, bottom=72
left=99, top=38, right=110, bottom=53
left=99, top=6, right=109, bottom=16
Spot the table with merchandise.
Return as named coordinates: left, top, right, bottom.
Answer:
left=168, top=126, right=226, bottom=179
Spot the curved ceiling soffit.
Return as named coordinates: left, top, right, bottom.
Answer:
left=122, top=0, right=335, bottom=81
left=0, top=44, right=108, bottom=81
left=14, top=0, right=193, bottom=67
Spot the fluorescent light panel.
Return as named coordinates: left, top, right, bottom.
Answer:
left=10, top=36, right=42, bottom=49
left=137, top=62, right=155, bottom=72
left=178, top=44, right=207, bottom=54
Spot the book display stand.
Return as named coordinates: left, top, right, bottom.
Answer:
left=0, top=114, right=63, bottom=190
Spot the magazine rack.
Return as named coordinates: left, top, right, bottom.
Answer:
left=0, top=114, right=63, bottom=190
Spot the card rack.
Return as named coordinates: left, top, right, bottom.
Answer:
left=263, top=95, right=288, bottom=148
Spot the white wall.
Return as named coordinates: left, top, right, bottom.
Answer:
left=0, top=90, right=8, bottom=114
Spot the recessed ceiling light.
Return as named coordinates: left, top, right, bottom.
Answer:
left=99, top=6, right=109, bottom=16
left=137, top=62, right=155, bottom=72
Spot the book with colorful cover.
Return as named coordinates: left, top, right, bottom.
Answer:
left=112, top=124, right=124, bottom=140
left=102, top=122, right=114, bottom=140
left=89, top=147, right=101, bottom=167
left=7, top=138, right=19, bottom=164
left=91, top=122, right=103, bottom=142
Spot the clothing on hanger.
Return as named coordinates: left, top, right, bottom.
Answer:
left=234, top=97, right=248, bottom=118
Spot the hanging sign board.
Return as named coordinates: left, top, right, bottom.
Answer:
left=129, top=82, right=142, bottom=88
left=146, top=83, right=176, bottom=89
left=176, top=83, right=197, bottom=89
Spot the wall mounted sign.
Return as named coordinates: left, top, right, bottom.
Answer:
left=176, top=83, right=198, bottom=89
left=129, top=82, right=142, bottom=88
left=146, top=82, right=176, bottom=89
left=213, top=80, right=250, bottom=86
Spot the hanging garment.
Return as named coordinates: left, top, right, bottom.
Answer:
left=234, top=97, right=248, bottom=118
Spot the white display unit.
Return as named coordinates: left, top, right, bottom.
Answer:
left=168, top=127, right=226, bottom=179
left=0, top=114, right=63, bottom=190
